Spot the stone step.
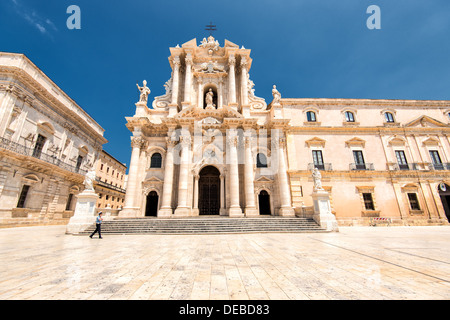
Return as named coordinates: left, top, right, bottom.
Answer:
left=81, top=217, right=328, bottom=234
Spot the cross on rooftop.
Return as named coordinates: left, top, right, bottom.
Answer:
left=205, top=22, right=217, bottom=36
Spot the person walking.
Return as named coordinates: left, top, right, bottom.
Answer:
left=89, top=212, right=103, bottom=239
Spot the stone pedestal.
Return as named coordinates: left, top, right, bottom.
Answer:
left=228, top=206, right=244, bottom=217
left=312, top=190, right=339, bottom=232
left=65, top=190, right=98, bottom=234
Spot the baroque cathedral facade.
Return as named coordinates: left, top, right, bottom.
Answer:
left=120, top=36, right=450, bottom=226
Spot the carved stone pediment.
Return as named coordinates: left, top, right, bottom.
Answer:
left=404, top=115, right=448, bottom=128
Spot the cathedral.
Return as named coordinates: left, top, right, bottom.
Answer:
left=120, top=35, right=450, bottom=226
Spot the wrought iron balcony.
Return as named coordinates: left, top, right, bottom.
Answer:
left=0, top=137, right=87, bottom=175
left=95, top=178, right=126, bottom=193
left=391, top=163, right=419, bottom=171
left=350, top=163, right=374, bottom=171
left=307, top=163, right=332, bottom=171
left=429, top=163, right=450, bottom=171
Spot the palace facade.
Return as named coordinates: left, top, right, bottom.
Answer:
left=120, top=36, right=450, bottom=226
left=0, top=52, right=107, bottom=227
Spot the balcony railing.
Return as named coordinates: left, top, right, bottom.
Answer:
left=0, top=137, right=87, bottom=176
left=350, top=163, right=374, bottom=171
left=307, top=163, right=332, bottom=171
left=391, top=163, right=419, bottom=171
left=429, top=163, right=450, bottom=171
left=95, top=178, right=126, bottom=193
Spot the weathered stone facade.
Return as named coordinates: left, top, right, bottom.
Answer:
left=121, top=37, right=450, bottom=226
left=0, top=52, right=107, bottom=227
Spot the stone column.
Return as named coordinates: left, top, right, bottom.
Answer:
left=244, top=135, right=257, bottom=216
left=240, top=57, right=249, bottom=106
left=120, top=136, right=145, bottom=217
left=220, top=173, right=226, bottom=215
left=159, top=137, right=177, bottom=217
left=228, top=55, right=237, bottom=105
left=168, top=56, right=181, bottom=117
left=277, top=136, right=295, bottom=216
left=174, top=131, right=191, bottom=216
left=227, top=130, right=243, bottom=217
left=197, top=78, right=204, bottom=109
left=218, top=79, right=223, bottom=109
left=193, top=173, right=199, bottom=215
left=183, top=53, right=193, bottom=108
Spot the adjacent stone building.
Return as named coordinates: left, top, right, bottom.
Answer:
left=121, top=36, right=450, bottom=226
left=0, top=52, right=107, bottom=227
left=94, top=150, right=127, bottom=211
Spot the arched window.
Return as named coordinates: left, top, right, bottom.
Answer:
left=150, top=153, right=162, bottom=168
left=306, top=111, right=316, bottom=122
left=345, top=111, right=355, bottom=122
left=256, top=153, right=268, bottom=168
left=385, top=112, right=395, bottom=123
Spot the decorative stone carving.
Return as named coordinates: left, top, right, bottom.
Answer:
left=200, top=35, right=220, bottom=54
left=312, top=168, right=324, bottom=192
left=83, top=169, right=96, bottom=192
left=205, top=88, right=216, bottom=109
left=137, top=80, right=151, bottom=104
left=272, top=85, right=281, bottom=104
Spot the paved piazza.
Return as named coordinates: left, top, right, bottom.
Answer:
left=0, top=226, right=449, bottom=300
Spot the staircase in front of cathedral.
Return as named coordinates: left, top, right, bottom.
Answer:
left=81, top=217, right=328, bottom=235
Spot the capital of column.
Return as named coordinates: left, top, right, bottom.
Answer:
left=185, top=54, right=193, bottom=65
left=228, top=55, right=236, bottom=67
left=131, top=136, right=146, bottom=149
left=240, top=57, right=248, bottom=71
left=173, top=56, right=181, bottom=69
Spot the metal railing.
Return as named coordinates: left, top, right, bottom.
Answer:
left=350, top=163, right=374, bottom=171
left=429, top=163, right=450, bottom=171
left=307, top=163, right=332, bottom=171
left=391, top=163, right=419, bottom=171
left=95, top=178, right=126, bottom=193
left=0, top=137, right=87, bottom=175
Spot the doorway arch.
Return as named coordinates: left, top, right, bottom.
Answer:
left=145, top=191, right=159, bottom=217
left=438, top=184, right=450, bottom=222
left=258, top=190, right=271, bottom=215
left=199, top=166, right=220, bottom=215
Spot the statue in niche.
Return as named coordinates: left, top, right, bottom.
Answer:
left=205, top=88, right=216, bottom=109
left=312, top=168, right=324, bottom=192
left=272, top=85, right=281, bottom=104
left=136, top=80, right=151, bottom=104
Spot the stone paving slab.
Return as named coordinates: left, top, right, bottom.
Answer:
left=0, top=225, right=449, bottom=300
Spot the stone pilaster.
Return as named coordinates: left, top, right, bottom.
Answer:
left=244, top=135, right=258, bottom=216
left=276, top=136, right=295, bottom=216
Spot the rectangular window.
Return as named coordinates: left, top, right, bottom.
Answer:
left=65, top=194, right=74, bottom=211
left=353, top=150, right=366, bottom=170
left=17, top=185, right=30, bottom=208
left=362, top=193, right=375, bottom=210
left=32, top=134, right=46, bottom=158
left=312, top=150, right=324, bottom=170
left=75, top=155, right=83, bottom=172
left=306, top=111, right=316, bottom=122
left=395, top=150, right=409, bottom=170
left=345, top=111, right=355, bottom=122
left=407, top=193, right=421, bottom=210
left=429, top=150, right=443, bottom=170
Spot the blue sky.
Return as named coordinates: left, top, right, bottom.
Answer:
left=1, top=0, right=450, bottom=169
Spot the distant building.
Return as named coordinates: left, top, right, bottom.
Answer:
left=94, top=150, right=127, bottom=211
left=0, top=52, right=107, bottom=227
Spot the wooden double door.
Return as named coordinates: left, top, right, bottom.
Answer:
left=199, top=166, right=220, bottom=215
